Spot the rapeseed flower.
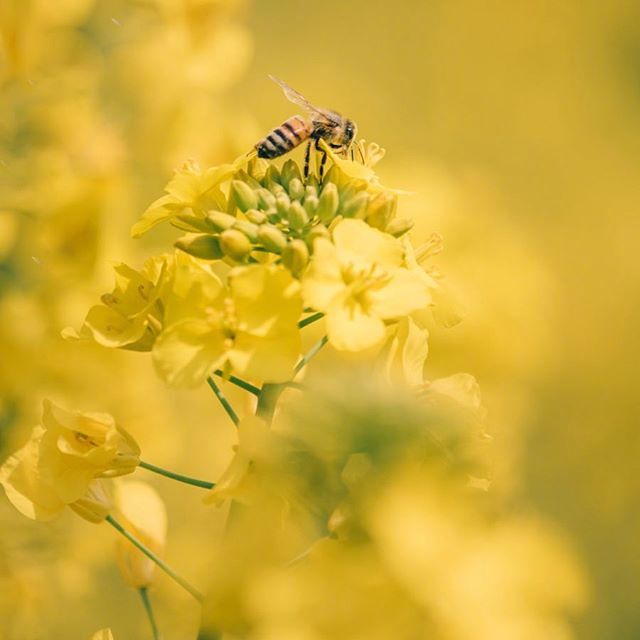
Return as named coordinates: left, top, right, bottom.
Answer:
left=302, top=219, right=429, bottom=351
left=0, top=400, right=139, bottom=521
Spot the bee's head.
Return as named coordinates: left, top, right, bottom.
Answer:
left=343, top=119, right=357, bottom=147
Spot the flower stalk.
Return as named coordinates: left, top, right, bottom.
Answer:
left=139, top=461, right=215, bottom=490
left=139, top=587, right=161, bottom=640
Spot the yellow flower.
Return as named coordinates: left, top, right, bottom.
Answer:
left=302, top=219, right=429, bottom=351
left=131, top=157, right=246, bottom=239
left=153, top=261, right=302, bottom=386
left=115, top=480, right=167, bottom=588
left=0, top=400, right=139, bottom=521
left=63, top=257, right=169, bottom=350
left=89, top=630, right=114, bottom=640
left=378, top=317, right=430, bottom=387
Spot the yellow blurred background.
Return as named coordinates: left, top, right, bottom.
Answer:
left=1, top=0, right=639, bottom=638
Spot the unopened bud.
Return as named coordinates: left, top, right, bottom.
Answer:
left=70, top=480, right=113, bottom=524
left=263, top=165, right=281, bottom=188
left=386, top=217, right=414, bottom=237
left=206, top=211, right=236, bottom=231
left=220, top=229, right=252, bottom=260
left=233, top=220, right=259, bottom=242
left=316, top=182, right=340, bottom=223
left=287, top=201, right=309, bottom=231
left=280, top=159, right=301, bottom=188
left=288, top=177, right=304, bottom=201
left=305, top=185, right=318, bottom=200
left=257, top=224, right=287, bottom=253
left=175, top=234, right=224, bottom=260
left=171, top=212, right=212, bottom=233
left=231, top=180, right=258, bottom=212
left=303, top=194, right=319, bottom=216
left=365, top=192, right=397, bottom=229
left=340, top=191, right=369, bottom=218
left=282, top=239, right=309, bottom=277
left=276, top=192, right=291, bottom=218
left=245, top=209, right=267, bottom=225
left=256, top=188, right=276, bottom=211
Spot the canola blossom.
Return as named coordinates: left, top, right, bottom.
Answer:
left=0, top=137, right=587, bottom=639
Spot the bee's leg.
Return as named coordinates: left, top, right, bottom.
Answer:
left=303, top=141, right=312, bottom=180
left=315, top=139, right=328, bottom=182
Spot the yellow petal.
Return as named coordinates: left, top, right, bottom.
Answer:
left=130, top=194, right=179, bottom=239
left=90, top=630, right=114, bottom=640
left=0, top=427, right=66, bottom=521
left=84, top=304, right=148, bottom=348
left=152, top=319, right=226, bottom=387
left=368, top=268, right=431, bottom=320
left=229, top=329, right=300, bottom=383
left=326, top=296, right=386, bottom=351
left=332, top=219, right=403, bottom=272
left=383, top=318, right=429, bottom=387
left=230, top=265, right=302, bottom=337
left=301, top=238, right=344, bottom=311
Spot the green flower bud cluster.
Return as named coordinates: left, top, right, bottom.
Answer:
left=171, top=156, right=410, bottom=273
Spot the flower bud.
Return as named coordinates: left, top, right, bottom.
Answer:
left=316, top=183, right=340, bottom=223
left=70, top=480, right=113, bottom=524
left=365, top=192, right=397, bottom=230
left=175, top=234, right=224, bottom=260
left=257, top=224, right=287, bottom=253
left=386, top=217, right=414, bottom=237
left=340, top=191, right=369, bottom=218
left=231, top=180, right=258, bottom=212
left=245, top=208, right=267, bottom=225
left=288, top=177, right=304, bottom=201
left=303, top=194, right=319, bottom=216
left=287, top=201, right=309, bottom=231
left=280, top=158, right=301, bottom=188
left=305, top=184, right=318, bottom=200
left=233, top=220, right=259, bottom=242
left=247, top=157, right=269, bottom=181
left=115, top=481, right=167, bottom=589
left=220, top=229, right=252, bottom=260
left=206, top=210, right=237, bottom=231
left=282, top=239, right=309, bottom=277
left=263, top=165, right=280, bottom=188
left=171, top=211, right=213, bottom=233
left=276, top=192, right=291, bottom=218
left=255, top=188, right=276, bottom=211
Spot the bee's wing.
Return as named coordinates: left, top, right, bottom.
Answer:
left=269, top=75, right=342, bottom=127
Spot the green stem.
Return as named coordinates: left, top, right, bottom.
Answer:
left=139, top=460, right=214, bottom=490
left=139, top=587, right=161, bottom=640
left=213, top=370, right=260, bottom=396
left=206, top=376, right=239, bottom=427
left=106, top=515, right=204, bottom=602
left=298, top=311, right=324, bottom=329
left=295, top=335, right=329, bottom=374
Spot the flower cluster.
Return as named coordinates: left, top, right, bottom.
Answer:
left=66, top=143, right=456, bottom=389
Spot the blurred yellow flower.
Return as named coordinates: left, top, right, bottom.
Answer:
left=0, top=400, right=139, bottom=521
left=69, top=479, right=114, bottom=524
left=303, top=219, right=429, bottom=351
left=115, top=480, right=167, bottom=589
left=204, top=415, right=272, bottom=506
left=153, top=262, right=302, bottom=386
left=89, top=629, right=114, bottom=640
left=63, top=258, right=169, bottom=350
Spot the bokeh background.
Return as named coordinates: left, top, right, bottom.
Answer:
left=1, top=0, right=639, bottom=638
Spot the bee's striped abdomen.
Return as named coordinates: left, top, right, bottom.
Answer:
left=256, top=115, right=311, bottom=159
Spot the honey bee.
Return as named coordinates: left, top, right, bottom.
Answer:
left=255, top=75, right=357, bottom=180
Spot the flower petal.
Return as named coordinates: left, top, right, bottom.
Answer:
left=229, top=328, right=300, bottom=383
left=326, top=296, right=386, bottom=351
left=369, top=268, right=431, bottom=320
left=302, top=238, right=344, bottom=311
left=230, top=265, right=302, bottom=336
left=333, top=219, right=403, bottom=272
left=153, top=319, right=226, bottom=387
